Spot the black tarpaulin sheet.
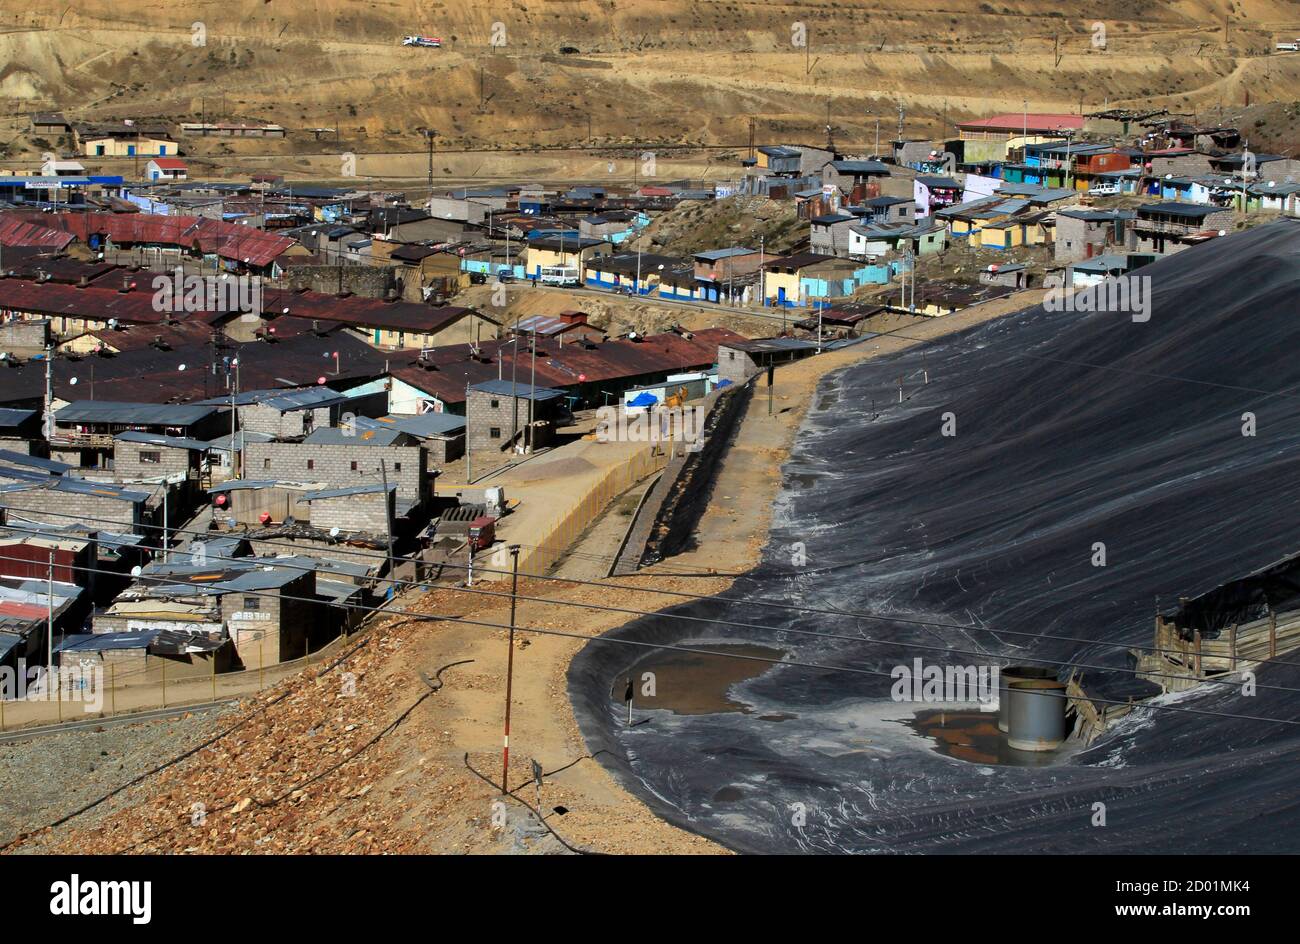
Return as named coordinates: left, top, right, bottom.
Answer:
left=569, top=220, right=1300, bottom=853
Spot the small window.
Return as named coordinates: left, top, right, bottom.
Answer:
left=490, top=399, right=500, bottom=409
left=139, top=450, right=161, bottom=464
left=263, top=458, right=271, bottom=470
left=393, top=462, right=402, bottom=472
left=489, top=427, right=501, bottom=439
left=307, top=459, right=315, bottom=470
left=350, top=460, right=358, bottom=471
left=243, top=597, right=260, bottom=610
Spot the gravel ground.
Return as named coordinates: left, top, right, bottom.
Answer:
left=0, top=706, right=237, bottom=852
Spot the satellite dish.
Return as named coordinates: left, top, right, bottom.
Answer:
left=130, top=565, right=142, bottom=577
left=1164, top=174, right=1172, bottom=180
left=329, top=527, right=341, bottom=538
left=1218, top=230, right=1227, bottom=237
left=317, top=376, right=327, bottom=385
left=178, top=363, right=187, bottom=371
left=69, top=377, right=78, bottom=385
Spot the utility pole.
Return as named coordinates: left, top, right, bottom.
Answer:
left=43, top=341, right=53, bottom=440
left=161, top=485, right=169, bottom=562
left=46, top=547, right=55, bottom=698
left=527, top=327, right=537, bottom=452
left=501, top=544, right=521, bottom=794
left=424, top=129, right=434, bottom=209
left=509, top=328, right=519, bottom=444
left=464, top=381, right=472, bottom=484
left=379, top=459, right=394, bottom=600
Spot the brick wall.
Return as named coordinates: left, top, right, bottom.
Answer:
left=717, top=345, right=759, bottom=385
left=244, top=441, right=427, bottom=502
left=466, top=388, right=525, bottom=452
left=0, top=319, right=51, bottom=350
left=278, top=264, right=397, bottom=299
left=0, top=488, right=143, bottom=532
left=113, top=441, right=196, bottom=481
left=0, top=437, right=34, bottom=455
left=239, top=403, right=330, bottom=438
left=308, top=490, right=393, bottom=534
left=424, top=434, right=464, bottom=464
left=222, top=571, right=318, bottom=666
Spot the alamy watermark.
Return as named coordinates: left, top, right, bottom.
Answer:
left=152, top=266, right=263, bottom=321
left=594, top=405, right=706, bottom=452
left=1044, top=275, right=1150, bottom=323
left=1, top=659, right=104, bottom=712
left=891, top=658, right=999, bottom=709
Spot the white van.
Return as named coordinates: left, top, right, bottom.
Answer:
left=539, top=265, right=581, bottom=287
left=1089, top=181, right=1120, bottom=196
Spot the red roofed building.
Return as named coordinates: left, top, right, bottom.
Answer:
left=145, top=157, right=188, bottom=181
left=15, top=211, right=295, bottom=273
left=388, top=326, right=748, bottom=414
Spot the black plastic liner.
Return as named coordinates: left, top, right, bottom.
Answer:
left=569, top=220, right=1300, bottom=853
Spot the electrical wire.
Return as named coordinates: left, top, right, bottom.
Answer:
left=0, top=539, right=1294, bottom=728
left=3, top=520, right=1295, bottom=697
left=10, top=502, right=1297, bottom=671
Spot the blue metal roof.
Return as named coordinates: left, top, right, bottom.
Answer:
left=470, top=379, right=566, bottom=402
left=694, top=247, right=757, bottom=261
left=0, top=450, right=72, bottom=474
left=303, top=426, right=411, bottom=446
left=353, top=413, right=465, bottom=438
left=115, top=430, right=210, bottom=451
left=57, top=631, right=158, bottom=653
left=55, top=401, right=219, bottom=426
left=828, top=160, right=889, bottom=174
left=1139, top=202, right=1222, bottom=218
left=0, top=408, right=36, bottom=428
left=302, top=482, right=396, bottom=501
left=201, top=385, right=349, bottom=411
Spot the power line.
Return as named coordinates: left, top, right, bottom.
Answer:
left=0, top=532, right=1296, bottom=725
left=8, top=502, right=1300, bottom=673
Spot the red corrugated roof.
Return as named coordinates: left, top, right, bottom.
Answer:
left=0, top=275, right=475, bottom=334
left=0, top=600, right=47, bottom=620
left=0, top=277, right=168, bottom=324
left=10, top=211, right=295, bottom=268
left=0, top=217, right=76, bottom=251
left=391, top=327, right=746, bottom=404
left=149, top=158, right=187, bottom=170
